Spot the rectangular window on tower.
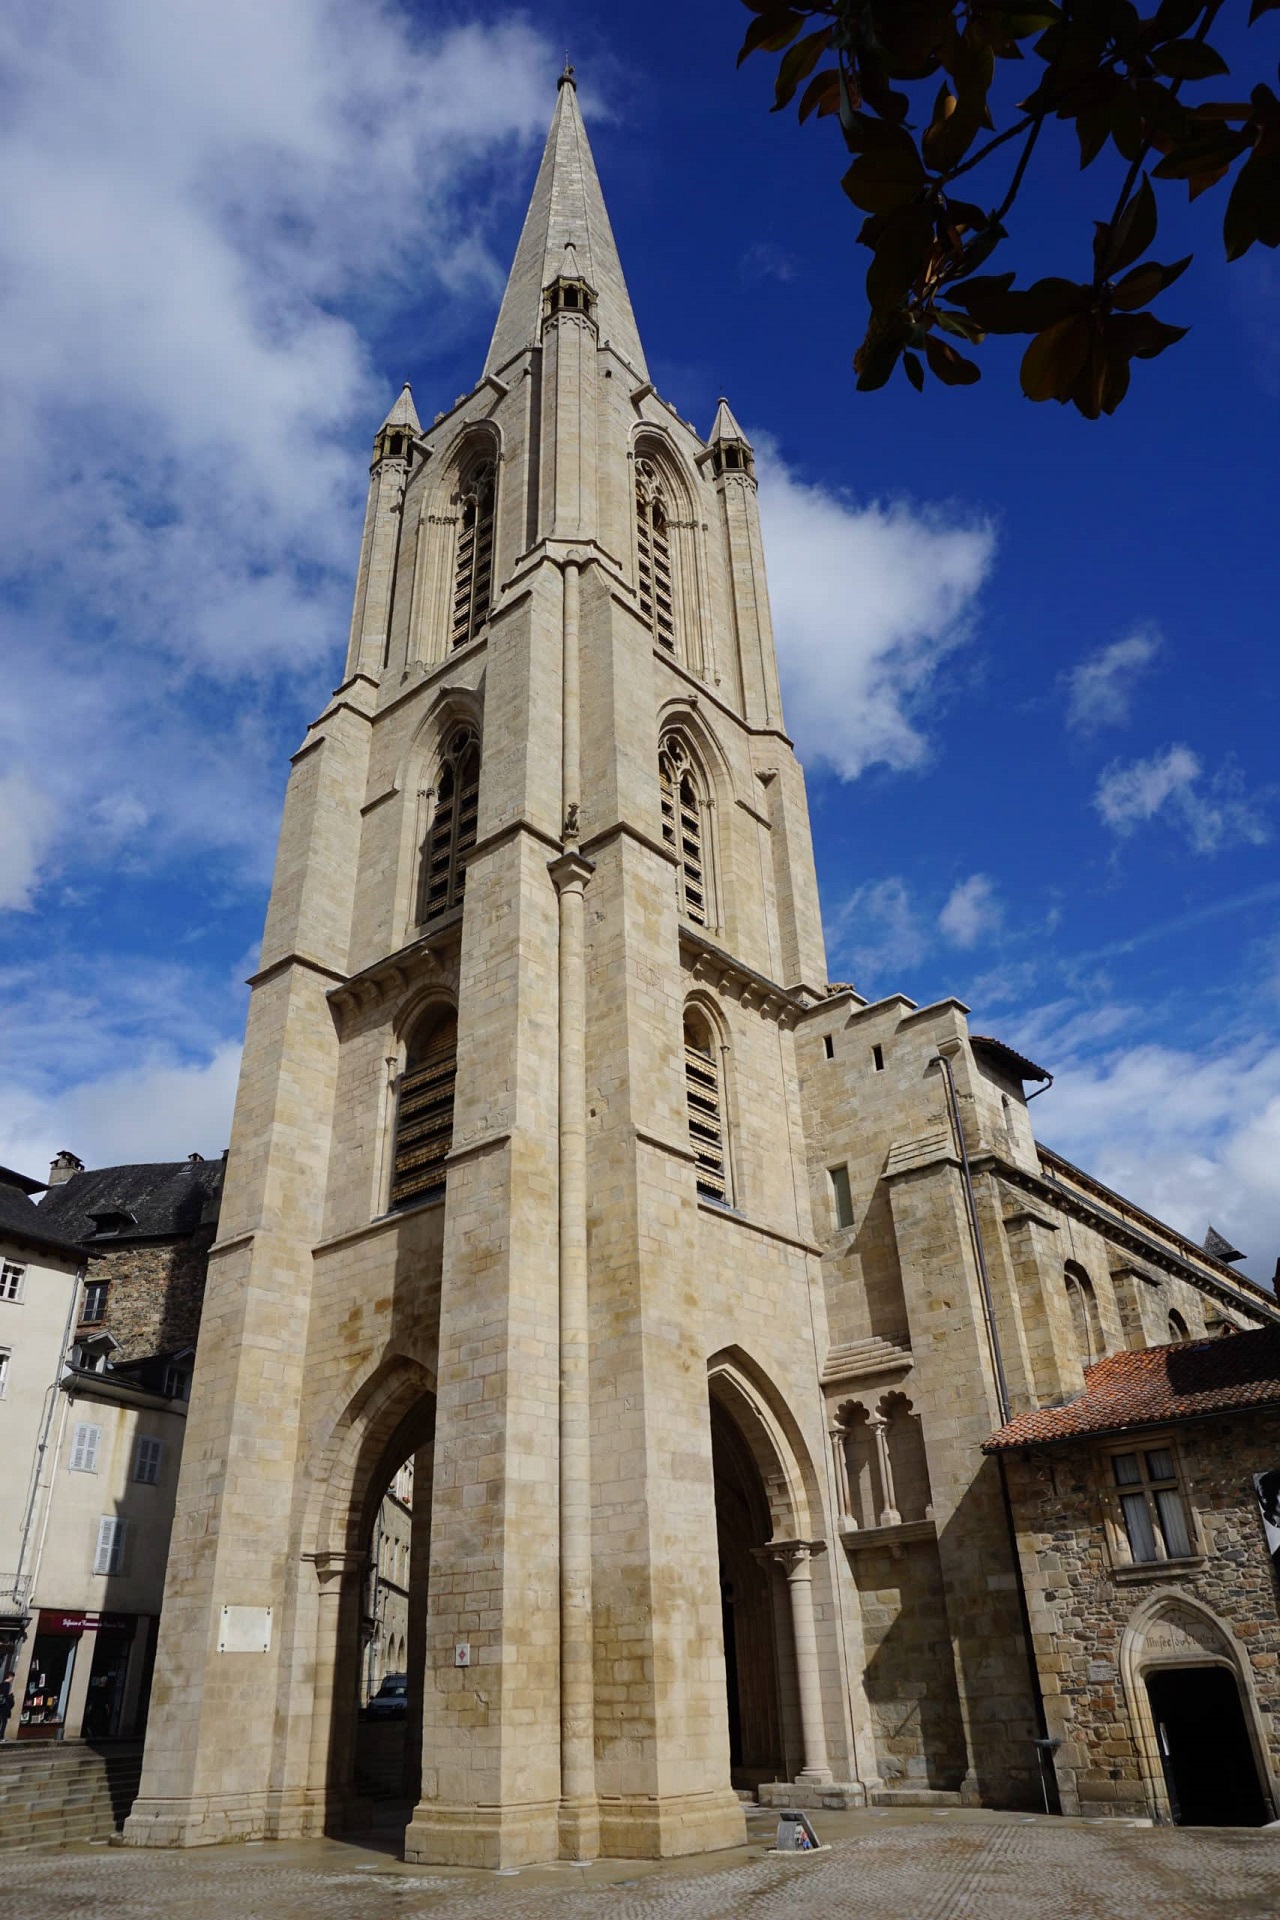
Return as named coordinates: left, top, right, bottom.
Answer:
left=829, top=1164, right=854, bottom=1231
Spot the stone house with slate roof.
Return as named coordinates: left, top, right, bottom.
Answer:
left=987, top=1329, right=1280, bottom=1826
left=108, top=72, right=1280, bottom=1865
left=1, top=1154, right=224, bottom=1745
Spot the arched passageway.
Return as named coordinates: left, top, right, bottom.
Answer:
left=309, top=1380, right=436, bottom=1830
left=710, top=1397, right=786, bottom=1787
left=1146, top=1668, right=1268, bottom=1826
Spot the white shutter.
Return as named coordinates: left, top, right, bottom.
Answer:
left=71, top=1422, right=101, bottom=1472
left=133, top=1435, right=163, bottom=1485
left=0, top=1350, right=9, bottom=1397
left=93, top=1515, right=125, bottom=1575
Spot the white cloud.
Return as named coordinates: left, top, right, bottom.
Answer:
left=1095, top=745, right=1270, bottom=853
left=1065, top=626, right=1161, bottom=732
left=756, top=440, right=995, bottom=779
left=0, top=1046, right=243, bottom=1181
left=826, top=877, right=928, bottom=989
left=939, top=873, right=1001, bottom=949
left=0, top=1, right=552, bottom=909
left=0, top=771, right=58, bottom=910
left=1025, top=1020, right=1280, bottom=1288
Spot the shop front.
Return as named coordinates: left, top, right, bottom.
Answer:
left=16, top=1610, right=142, bottom=1741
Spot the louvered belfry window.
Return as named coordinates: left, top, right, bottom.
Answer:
left=635, top=459, right=675, bottom=652
left=418, top=728, right=480, bottom=925
left=659, top=733, right=707, bottom=927
left=451, top=460, right=495, bottom=650
left=684, top=1010, right=728, bottom=1205
left=390, top=1009, right=458, bottom=1210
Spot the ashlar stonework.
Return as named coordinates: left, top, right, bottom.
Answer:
left=121, top=73, right=1279, bottom=1866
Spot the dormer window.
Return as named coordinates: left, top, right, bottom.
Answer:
left=89, top=1209, right=136, bottom=1239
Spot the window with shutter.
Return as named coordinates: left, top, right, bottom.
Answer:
left=635, top=459, right=675, bottom=652
left=93, top=1515, right=126, bottom=1576
left=70, top=1422, right=101, bottom=1472
left=0, top=1349, right=9, bottom=1398
left=133, top=1435, right=163, bottom=1485
left=684, top=1009, right=729, bottom=1206
left=451, top=461, right=495, bottom=650
left=659, top=734, right=708, bottom=928
left=390, top=1008, right=458, bottom=1210
left=417, top=728, right=481, bottom=926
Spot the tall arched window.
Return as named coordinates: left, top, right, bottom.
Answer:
left=1064, top=1262, right=1104, bottom=1365
left=660, top=732, right=707, bottom=927
left=451, top=458, right=495, bottom=650
left=417, top=727, right=480, bottom=925
left=390, top=1007, right=457, bottom=1210
left=684, top=1006, right=728, bottom=1205
left=635, top=457, right=675, bottom=652
left=1167, top=1309, right=1189, bottom=1343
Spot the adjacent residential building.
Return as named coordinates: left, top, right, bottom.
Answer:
left=987, top=1329, right=1280, bottom=1825
left=0, top=1166, right=86, bottom=1696
left=2, top=1154, right=223, bottom=1743
left=365, top=1458, right=414, bottom=1700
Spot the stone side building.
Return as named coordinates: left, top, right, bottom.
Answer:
left=987, top=1329, right=1280, bottom=1825
left=1, top=1154, right=223, bottom=1744
left=118, top=73, right=1279, bottom=1866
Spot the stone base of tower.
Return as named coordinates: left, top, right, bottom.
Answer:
left=121, top=1787, right=322, bottom=1850
left=403, top=1798, right=560, bottom=1870
left=596, top=1788, right=747, bottom=1860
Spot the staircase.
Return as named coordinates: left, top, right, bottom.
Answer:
left=0, top=1740, right=143, bottom=1851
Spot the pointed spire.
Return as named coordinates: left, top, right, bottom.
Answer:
left=708, top=397, right=751, bottom=448
left=380, top=381, right=421, bottom=434
left=483, top=80, right=648, bottom=381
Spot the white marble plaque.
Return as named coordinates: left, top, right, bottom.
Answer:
left=218, top=1605, right=272, bottom=1653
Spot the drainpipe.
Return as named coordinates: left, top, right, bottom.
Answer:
left=933, top=1051, right=1011, bottom=1427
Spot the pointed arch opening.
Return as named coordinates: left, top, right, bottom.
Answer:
left=451, top=454, right=496, bottom=650
left=416, top=726, right=480, bottom=927
left=390, top=1004, right=457, bottom=1211
left=635, top=456, right=675, bottom=652
left=1064, top=1261, right=1104, bottom=1366
left=684, top=1002, right=729, bottom=1206
left=660, top=731, right=710, bottom=928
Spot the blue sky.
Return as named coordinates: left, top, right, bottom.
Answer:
left=0, top=1, right=1276, bottom=1282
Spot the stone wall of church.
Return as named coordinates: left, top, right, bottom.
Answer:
left=851, top=1536, right=968, bottom=1790
left=1002, top=1409, right=1280, bottom=1819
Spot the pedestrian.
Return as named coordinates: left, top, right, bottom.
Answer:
left=0, top=1678, right=15, bottom=1741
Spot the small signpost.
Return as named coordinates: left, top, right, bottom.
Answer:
left=771, top=1810, right=827, bottom=1853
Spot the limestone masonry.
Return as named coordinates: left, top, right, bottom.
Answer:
left=118, top=74, right=1280, bottom=1864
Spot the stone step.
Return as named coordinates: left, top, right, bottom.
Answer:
left=0, top=1745, right=143, bottom=1853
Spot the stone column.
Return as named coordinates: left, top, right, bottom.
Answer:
left=304, top=1550, right=367, bottom=1827
left=829, top=1425, right=856, bottom=1532
left=550, top=559, right=598, bottom=1860
left=868, top=1414, right=901, bottom=1528
left=761, top=1543, right=832, bottom=1785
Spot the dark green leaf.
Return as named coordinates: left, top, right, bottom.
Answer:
left=1224, top=151, right=1280, bottom=258
left=854, top=331, right=906, bottom=390
left=1110, top=254, right=1192, bottom=307
left=952, top=274, right=1088, bottom=332
left=1098, top=175, right=1158, bottom=276
left=904, top=350, right=926, bottom=391
left=1021, top=314, right=1093, bottom=400
left=1249, top=0, right=1280, bottom=20
left=1153, top=0, right=1207, bottom=36
left=1107, top=312, right=1190, bottom=357
left=865, top=204, right=936, bottom=307
left=737, top=8, right=804, bottom=67
left=925, top=334, right=982, bottom=383
left=842, top=147, right=928, bottom=214
left=798, top=68, right=841, bottom=122
left=1151, top=40, right=1230, bottom=81
left=935, top=307, right=987, bottom=342
left=772, top=27, right=834, bottom=110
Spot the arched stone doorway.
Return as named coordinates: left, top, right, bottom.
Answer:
left=707, top=1356, right=833, bottom=1793
left=1120, top=1592, right=1276, bottom=1826
left=303, top=1368, right=436, bottom=1834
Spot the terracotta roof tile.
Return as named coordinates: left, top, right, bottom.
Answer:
left=984, top=1327, right=1280, bottom=1451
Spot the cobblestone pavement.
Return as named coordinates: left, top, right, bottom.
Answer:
left=5, top=1807, right=1278, bottom=1920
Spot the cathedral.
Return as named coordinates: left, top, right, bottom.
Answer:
left=121, top=73, right=1275, bottom=1864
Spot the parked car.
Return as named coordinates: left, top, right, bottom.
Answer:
left=364, top=1673, right=408, bottom=1719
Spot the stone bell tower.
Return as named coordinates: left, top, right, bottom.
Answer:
left=124, top=69, right=882, bottom=1868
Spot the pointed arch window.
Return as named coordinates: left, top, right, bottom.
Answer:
left=635, top=458, right=675, bottom=652
left=1064, top=1262, right=1104, bottom=1366
left=451, top=459, right=496, bottom=650
left=418, top=727, right=480, bottom=925
left=684, top=1007, right=729, bottom=1205
left=390, top=1007, right=457, bottom=1210
left=659, top=732, right=708, bottom=927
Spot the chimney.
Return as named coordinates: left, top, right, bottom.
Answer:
left=48, top=1149, right=84, bottom=1187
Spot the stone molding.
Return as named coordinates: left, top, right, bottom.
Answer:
left=678, top=926, right=805, bottom=1029
left=821, top=1335, right=913, bottom=1388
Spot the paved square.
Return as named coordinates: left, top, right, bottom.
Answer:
left=4, top=1809, right=1278, bottom=1920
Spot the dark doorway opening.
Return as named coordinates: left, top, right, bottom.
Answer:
left=710, top=1399, right=785, bottom=1789
left=1146, top=1665, right=1269, bottom=1827
left=351, top=1435, right=432, bottom=1821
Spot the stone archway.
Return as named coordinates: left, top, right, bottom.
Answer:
left=298, top=1362, right=437, bottom=1833
left=707, top=1355, right=832, bottom=1791
left=1119, top=1591, right=1277, bottom=1825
